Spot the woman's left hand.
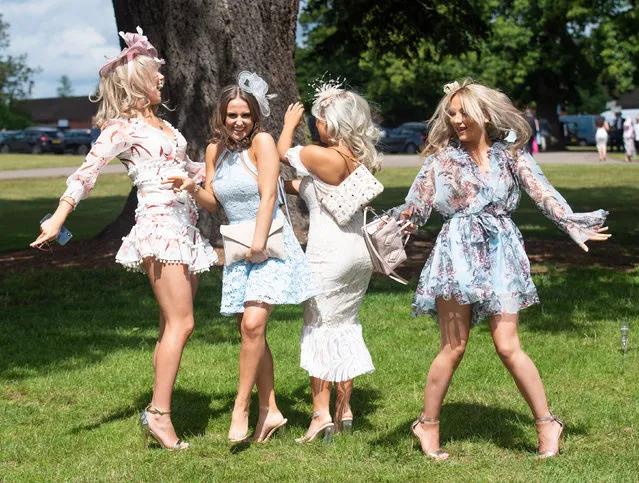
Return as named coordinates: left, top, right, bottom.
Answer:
left=245, top=247, right=269, bottom=264
left=284, top=102, right=305, bottom=128
left=579, top=226, right=611, bottom=252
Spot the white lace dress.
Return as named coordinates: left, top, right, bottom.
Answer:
left=286, top=146, right=375, bottom=382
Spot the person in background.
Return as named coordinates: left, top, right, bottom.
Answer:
left=634, top=115, right=639, bottom=154
left=623, top=115, right=636, bottom=163
left=595, top=116, right=610, bottom=162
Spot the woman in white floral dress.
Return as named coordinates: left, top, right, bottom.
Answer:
left=31, top=28, right=217, bottom=451
left=277, top=85, right=382, bottom=443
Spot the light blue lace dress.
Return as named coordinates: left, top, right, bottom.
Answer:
left=392, top=142, right=608, bottom=326
left=212, top=149, right=318, bottom=315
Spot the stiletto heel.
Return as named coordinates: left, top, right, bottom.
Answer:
left=296, top=411, right=335, bottom=444
left=140, top=404, right=189, bottom=451
left=340, top=418, right=353, bottom=435
left=410, top=416, right=449, bottom=460
left=253, top=418, right=288, bottom=443
left=536, top=412, right=564, bottom=459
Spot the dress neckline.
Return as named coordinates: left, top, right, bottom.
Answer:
left=134, top=116, right=179, bottom=147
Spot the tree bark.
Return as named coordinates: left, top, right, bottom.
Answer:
left=101, top=0, right=307, bottom=244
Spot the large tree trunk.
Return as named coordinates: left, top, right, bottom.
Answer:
left=100, top=0, right=308, bottom=244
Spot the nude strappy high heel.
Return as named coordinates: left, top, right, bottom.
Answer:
left=295, top=411, right=335, bottom=444
left=410, top=416, right=449, bottom=460
left=140, top=404, right=189, bottom=451
left=251, top=410, right=288, bottom=443
left=535, top=412, right=564, bottom=459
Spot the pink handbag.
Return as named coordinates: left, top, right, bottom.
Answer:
left=361, top=207, right=410, bottom=284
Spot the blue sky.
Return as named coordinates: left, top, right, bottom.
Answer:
left=3, top=0, right=121, bottom=99
left=3, top=1, right=306, bottom=100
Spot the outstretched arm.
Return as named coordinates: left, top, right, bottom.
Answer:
left=389, top=154, right=437, bottom=228
left=31, top=121, right=132, bottom=248
left=512, top=150, right=610, bottom=251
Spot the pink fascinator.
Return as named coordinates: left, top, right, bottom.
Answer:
left=99, top=26, right=165, bottom=78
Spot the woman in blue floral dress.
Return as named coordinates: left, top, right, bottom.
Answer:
left=395, top=80, right=610, bottom=460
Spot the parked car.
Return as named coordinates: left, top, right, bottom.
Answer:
left=380, top=122, right=427, bottom=153
left=558, top=115, right=598, bottom=146
left=64, top=128, right=92, bottom=155
left=0, top=127, right=66, bottom=154
left=0, top=130, right=19, bottom=144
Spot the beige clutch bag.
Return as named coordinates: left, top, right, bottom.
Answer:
left=219, top=218, right=285, bottom=266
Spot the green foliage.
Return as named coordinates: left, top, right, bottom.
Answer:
left=56, top=75, right=74, bottom=98
left=0, top=14, right=38, bottom=129
left=297, top=0, right=639, bottom=126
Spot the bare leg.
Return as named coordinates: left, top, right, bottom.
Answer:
left=488, top=313, right=563, bottom=455
left=229, top=301, right=284, bottom=441
left=143, top=259, right=197, bottom=447
left=300, top=377, right=332, bottom=439
left=334, top=379, right=354, bottom=431
left=597, top=146, right=605, bottom=162
left=413, top=297, right=471, bottom=455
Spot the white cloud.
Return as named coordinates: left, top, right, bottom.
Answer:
left=2, top=0, right=120, bottom=98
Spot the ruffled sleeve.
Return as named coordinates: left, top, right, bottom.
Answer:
left=512, top=150, right=608, bottom=245
left=285, top=145, right=311, bottom=177
left=184, top=155, right=206, bottom=184
left=389, top=152, right=436, bottom=227
left=61, top=120, right=133, bottom=208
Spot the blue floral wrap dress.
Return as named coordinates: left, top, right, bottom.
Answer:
left=393, top=142, right=608, bottom=325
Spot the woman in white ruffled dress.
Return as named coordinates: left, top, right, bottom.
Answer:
left=277, top=84, right=382, bottom=442
left=31, top=28, right=217, bottom=451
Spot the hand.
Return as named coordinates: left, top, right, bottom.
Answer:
left=30, top=216, right=63, bottom=248
left=399, top=206, right=418, bottom=233
left=245, top=246, right=269, bottom=264
left=162, top=176, right=197, bottom=193
left=284, top=102, right=305, bottom=128
left=578, top=226, right=611, bottom=252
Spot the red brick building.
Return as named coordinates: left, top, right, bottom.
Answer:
left=21, top=96, right=97, bottom=129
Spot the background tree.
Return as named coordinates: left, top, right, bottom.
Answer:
left=298, top=0, right=638, bottom=139
left=56, top=75, right=74, bottom=97
left=0, top=14, right=37, bottom=129
left=100, top=0, right=306, bottom=243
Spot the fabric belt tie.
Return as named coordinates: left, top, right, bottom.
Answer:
left=444, top=212, right=509, bottom=244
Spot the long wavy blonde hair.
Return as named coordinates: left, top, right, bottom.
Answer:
left=312, top=91, right=383, bottom=173
left=91, top=55, right=161, bottom=128
left=424, top=79, right=531, bottom=156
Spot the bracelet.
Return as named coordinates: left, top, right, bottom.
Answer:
left=190, top=185, right=200, bottom=194
left=60, top=198, right=76, bottom=210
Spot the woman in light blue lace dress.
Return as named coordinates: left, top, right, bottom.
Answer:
left=395, top=80, right=610, bottom=460
left=167, top=73, right=317, bottom=444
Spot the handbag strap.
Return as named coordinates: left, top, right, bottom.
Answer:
left=329, top=147, right=357, bottom=174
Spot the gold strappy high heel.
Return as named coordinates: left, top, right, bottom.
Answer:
left=410, top=416, right=449, bottom=460
left=140, top=404, right=189, bottom=451
left=295, top=411, right=335, bottom=444
left=536, top=412, right=564, bottom=459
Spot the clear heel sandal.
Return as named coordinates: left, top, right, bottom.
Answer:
left=410, top=415, right=449, bottom=460
left=536, top=412, right=564, bottom=459
left=140, top=404, right=189, bottom=451
left=295, top=411, right=335, bottom=444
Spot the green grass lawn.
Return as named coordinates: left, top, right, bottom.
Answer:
left=1, top=164, right=638, bottom=480
left=1, top=267, right=638, bottom=480
left=0, top=153, right=117, bottom=171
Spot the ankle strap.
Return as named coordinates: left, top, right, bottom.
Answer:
left=146, top=404, right=171, bottom=415
left=535, top=411, right=563, bottom=425
left=416, top=415, right=439, bottom=424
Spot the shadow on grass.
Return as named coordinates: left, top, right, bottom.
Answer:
left=0, top=268, right=229, bottom=380
left=371, top=402, right=587, bottom=454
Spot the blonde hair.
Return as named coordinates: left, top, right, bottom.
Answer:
left=311, top=91, right=383, bottom=173
left=91, top=55, right=160, bottom=128
left=424, top=79, right=531, bottom=156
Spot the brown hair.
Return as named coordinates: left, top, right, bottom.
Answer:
left=209, top=85, right=263, bottom=150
